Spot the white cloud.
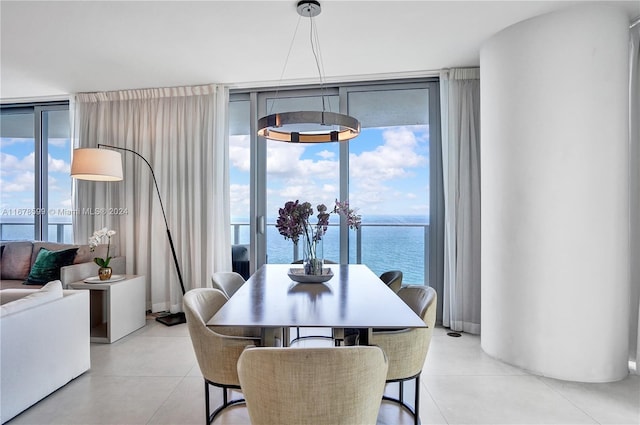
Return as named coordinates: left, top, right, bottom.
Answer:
left=0, top=138, right=31, bottom=148
left=265, top=142, right=306, bottom=176
left=1, top=152, right=34, bottom=174
left=48, top=155, right=70, bottom=173
left=48, top=138, right=68, bottom=148
left=316, top=150, right=335, bottom=160
left=0, top=171, right=34, bottom=192
left=266, top=143, right=338, bottom=185
left=230, top=183, right=250, bottom=218
left=1, top=152, right=70, bottom=174
left=349, top=127, right=427, bottom=184
left=229, top=126, right=429, bottom=216
left=345, top=127, right=430, bottom=214
left=229, top=135, right=250, bottom=172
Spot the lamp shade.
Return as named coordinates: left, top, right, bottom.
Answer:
left=71, top=148, right=123, bottom=181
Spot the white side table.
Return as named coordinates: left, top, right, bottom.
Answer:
left=69, top=274, right=146, bottom=343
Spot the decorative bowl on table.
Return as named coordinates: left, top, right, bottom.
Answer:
left=288, top=268, right=334, bottom=283
left=83, top=275, right=126, bottom=284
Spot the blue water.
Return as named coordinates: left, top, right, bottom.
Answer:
left=0, top=219, right=74, bottom=244
left=2, top=215, right=430, bottom=285
left=233, top=215, right=430, bottom=285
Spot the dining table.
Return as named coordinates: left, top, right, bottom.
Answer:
left=206, top=263, right=426, bottom=346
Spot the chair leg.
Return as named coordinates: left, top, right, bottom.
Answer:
left=414, top=375, right=420, bottom=425
left=204, top=380, right=211, bottom=425
left=382, top=375, right=421, bottom=425
left=205, top=380, right=246, bottom=424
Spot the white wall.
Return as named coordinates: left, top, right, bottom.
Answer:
left=480, top=5, right=630, bottom=382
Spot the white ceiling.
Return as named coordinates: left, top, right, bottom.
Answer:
left=1, top=0, right=638, bottom=101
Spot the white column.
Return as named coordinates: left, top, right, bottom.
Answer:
left=480, top=5, right=630, bottom=382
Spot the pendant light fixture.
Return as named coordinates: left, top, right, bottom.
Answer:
left=257, top=0, right=360, bottom=143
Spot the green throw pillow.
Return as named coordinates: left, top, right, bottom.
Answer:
left=25, top=247, right=79, bottom=285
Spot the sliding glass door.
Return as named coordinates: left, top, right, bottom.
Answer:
left=228, top=79, right=442, bottom=286
left=346, top=84, right=434, bottom=285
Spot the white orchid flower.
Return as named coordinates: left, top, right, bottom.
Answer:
left=90, top=228, right=116, bottom=253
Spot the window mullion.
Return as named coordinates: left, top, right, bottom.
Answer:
left=339, top=86, right=349, bottom=264
left=34, top=107, right=47, bottom=241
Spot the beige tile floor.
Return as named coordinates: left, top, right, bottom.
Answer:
left=7, top=320, right=640, bottom=425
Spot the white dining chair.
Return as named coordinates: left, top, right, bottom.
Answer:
left=211, top=271, right=245, bottom=298
left=370, top=285, right=437, bottom=425
left=238, top=346, right=388, bottom=425
left=183, top=288, right=260, bottom=425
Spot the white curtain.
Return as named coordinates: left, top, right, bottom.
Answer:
left=71, top=84, right=231, bottom=313
left=630, top=22, right=640, bottom=374
left=440, top=68, right=481, bottom=334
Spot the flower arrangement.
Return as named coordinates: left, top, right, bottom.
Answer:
left=276, top=199, right=361, bottom=274
left=89, top=227, right=116, bottom=268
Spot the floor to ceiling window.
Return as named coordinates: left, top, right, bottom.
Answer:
left=346, top=84, right=433, bottom=284
left=0, top=102, right=73, bottom=242
left=228, top=78, right=442, bottom=286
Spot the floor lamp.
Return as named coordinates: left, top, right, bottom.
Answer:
left=71, top=144, right=187, bottom=326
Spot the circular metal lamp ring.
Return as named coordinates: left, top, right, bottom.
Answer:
left=257, top=111, right=361, bottom=143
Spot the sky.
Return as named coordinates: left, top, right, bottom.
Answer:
left=229, top=125, right=430, bottom=220
left=0, top=124, right=431, bottom=226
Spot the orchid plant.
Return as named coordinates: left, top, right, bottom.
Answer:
left=89, top=227, right=116, bottom=268
left=276, top=199, right=361, bottom=274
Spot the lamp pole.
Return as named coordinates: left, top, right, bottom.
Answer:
left=97, top=144, right=186, bottom=325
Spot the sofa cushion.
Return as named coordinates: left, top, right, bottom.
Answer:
left=0, top=280, right=63, bottom=317
left=26, top=248, right=79, bottom=285
left=28, top=242, right=111, bottom=266
left=0, top=241, right=33, bottom=280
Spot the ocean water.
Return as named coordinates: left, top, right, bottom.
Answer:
left=233, top=215, right=430, bottom=285
left=0, top=219, right=74, bottom=244
left=2, top=215, right=430, bottom=285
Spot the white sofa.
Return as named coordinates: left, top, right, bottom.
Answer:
left=0, top=281, right=90, bottom=423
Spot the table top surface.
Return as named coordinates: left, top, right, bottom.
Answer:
left=68, top=274, right=143, bottom=289
left=207, top=264, right=425, bottom=329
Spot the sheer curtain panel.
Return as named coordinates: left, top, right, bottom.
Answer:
left=440, top=68, right=481, bottom=334
left=72, top=84, right=231, bottom=313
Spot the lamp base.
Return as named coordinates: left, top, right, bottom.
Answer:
left=155, top=312, right=186, bottom=326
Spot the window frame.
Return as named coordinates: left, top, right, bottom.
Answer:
left=0, top=101, right=70, bottom=242
left=229, top=78, right=443, bottom=294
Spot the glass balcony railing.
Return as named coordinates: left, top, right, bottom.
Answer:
left=231, top=221, right=430, bottom=286
left=0, top=222, right=73, bottom=244
left=1, top=219, right=429, bottom=285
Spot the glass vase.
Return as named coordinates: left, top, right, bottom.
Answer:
left=302, top=232, right=323, bottom=275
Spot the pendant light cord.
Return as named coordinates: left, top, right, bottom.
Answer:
left=268, top=2, right=331, bottom=116
left=309, top=12, right=330, bottom=113
left=268, top=14, right=303, bottom=115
